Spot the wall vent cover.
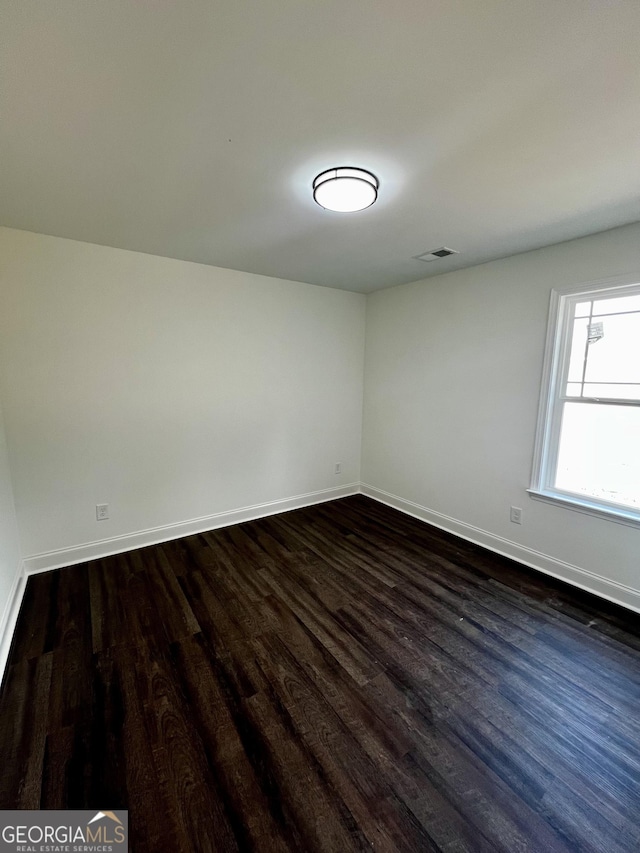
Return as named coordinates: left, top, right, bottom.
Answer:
left=413, top=247, right=459, bottom=262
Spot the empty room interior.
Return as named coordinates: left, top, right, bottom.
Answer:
left=1, top=1, right=640, bottom=851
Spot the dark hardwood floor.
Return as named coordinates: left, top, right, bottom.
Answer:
left=1, top=495, right=640, bottom=852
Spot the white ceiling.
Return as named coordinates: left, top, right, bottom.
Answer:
left=1, top=1, right=639, bottom=293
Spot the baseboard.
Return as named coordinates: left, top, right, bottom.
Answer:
left=0, top=561, right=26, bottom=689
left=23, top=484, right=360, bottom=575
left=361, top=483, right=640, bottom=615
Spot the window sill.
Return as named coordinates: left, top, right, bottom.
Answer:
left=527, top=489, right=640, bottom=529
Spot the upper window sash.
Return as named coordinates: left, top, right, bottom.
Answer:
left=561, top=290, right=640, bottom=404
left=557, top=291, right=640, bottom=402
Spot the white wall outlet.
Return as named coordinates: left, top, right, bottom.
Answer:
left=96, top=503, right=109, bottom=521
left=510, top=506, right=522, bottom=524
left=334, top=462, right=342, bottom=474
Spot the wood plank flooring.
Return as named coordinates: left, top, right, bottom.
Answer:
left=1, top=495, right=639, bottom=852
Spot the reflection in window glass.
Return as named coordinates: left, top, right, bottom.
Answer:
left=583, top=313, right=640, bottom=385
left=566, top=318, right=588, bottom=383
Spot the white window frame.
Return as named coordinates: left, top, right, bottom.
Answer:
left=529, top=272, right=640, bottom=528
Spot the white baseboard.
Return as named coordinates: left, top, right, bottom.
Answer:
left=361, top=483, right=640, bottom=615
left=23, top=484, right=360, bottom=575
left=0, top=561, right=26, bottom=689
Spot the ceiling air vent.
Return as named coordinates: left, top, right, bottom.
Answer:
left=413, top=247, right=459, bottom=262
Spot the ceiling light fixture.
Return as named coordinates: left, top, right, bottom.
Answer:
left=313, top=167, right=379, bottom=212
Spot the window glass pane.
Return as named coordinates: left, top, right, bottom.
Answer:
left=567, top=317, right=588, bottom=382
left=582, top=383, right=640, bottom=401
left=565, top=383, right=582, bottom=397
left=592, top=294, right=640, bottom=315
left=583, top=313, right=640, bottom=384
left=574, top=301, right=592, bottom=318
left=555, top=402, right=640, bottom=511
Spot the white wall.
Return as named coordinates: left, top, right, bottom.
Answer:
left=362, top=222, right=640, bottom=610
left=0, top=228, right=365, bottom=561
left=1, top=221, right=639, bottom=614
left=0, top=394, right=22, bottom=624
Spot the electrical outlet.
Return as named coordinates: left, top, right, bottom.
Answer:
left=96, top=503, right=109, bottom=521
left=334, top=462, right=342, bottom=474
left=510, top=506, right=522, bottom=524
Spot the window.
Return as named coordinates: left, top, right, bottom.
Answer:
left=530, top=275, right=640, bottom=526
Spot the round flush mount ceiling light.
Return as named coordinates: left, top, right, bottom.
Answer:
left=312, top=167, right=379, bottom=212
